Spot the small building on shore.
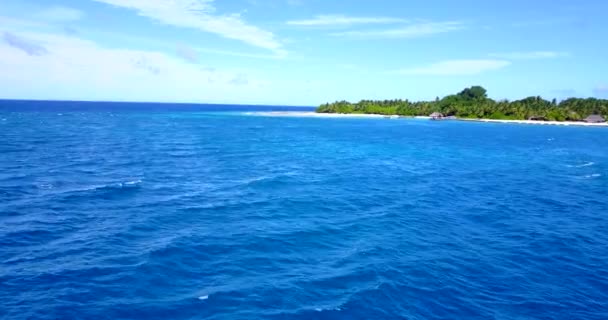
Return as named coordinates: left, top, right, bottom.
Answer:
left=430, top=112, right=444, bottom=120
left=528, top=116, right=547, bottom=121
left=584, top=114, right=606, bottom=123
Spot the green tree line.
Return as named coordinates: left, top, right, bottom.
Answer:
left=316, top=86, right=608, bottom=121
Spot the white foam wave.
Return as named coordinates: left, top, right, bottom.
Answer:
left=567, top=162, right=595, bottom=168
left=242, top=175, right=271, bottom=184
left=37, top=183, right=54, bottom=190
left=121, top=179, right=142, bottom=187
left=314, top=306, right=342, bottom=312
left=239, top=171, right=298, bottom=186
left=198, top=295, right=209, bottom=300
left=584, top=173, right=602, bottom=179
left=90, top=179, right=142, bottom=190
left=579, top=162, right=595, bottom=167
left=54, top=179, right=144, bottom=195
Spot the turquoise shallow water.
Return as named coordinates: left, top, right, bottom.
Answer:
left=1, top=101, right=608, bottom=319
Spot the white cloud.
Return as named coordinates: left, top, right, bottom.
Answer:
left=512, top=18, right=575, bottom=28
left=175, top=44, right=286, bottom=62
left=35, top=6, right=85, bottom=22
left=552, top=89, right=577, bottom=97
left=92, top=0, right=284, bottom=54
left=594, top=85, right=608, bottom=97
left=395, top=59, right=510, bottom=76
left=330, top=21, right=464, bottom=38
left=2, top=32, right=48, bottom=56
left=195, top=47, right=286, bottom=59
left=176, top=44, right=199, bottom=63
left=488, top=51, right=568, bottom=60
left=0, top=30, right=268, bottom=102
left=287, top=15, right=406, bottom=26
left=0, top=16, right=49, bottom=29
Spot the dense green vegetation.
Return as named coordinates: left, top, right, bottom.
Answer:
left=316, top=86, right=608, bottom=121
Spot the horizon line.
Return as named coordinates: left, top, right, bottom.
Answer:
left=0, top=98, right=316, bottom=108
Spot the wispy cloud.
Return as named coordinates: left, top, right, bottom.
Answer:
left=2, top=32, right=48, bottom=56
left=0, top=30, right=268, bottom=102
left=512, top=18, right=577, bottom=28
left=34, top=6, right=85, bottom=22
left=552, top=89, right=577, bottom=98
left=92, top=0, right=284, bottom=54
left=246, top=0, right=302, bottom=8
left=64, top=26, right=80, bottom=36
left=395, top=59, right=510, bottom=76
left=132, top=56, right=161, bottom=75
left=179, top=45, right=283, bottom=63
left=229, top=73, right=249, bottom=86
left=330, top=21, right=464, bottom=38
left=195, top=47, right=286, bottom=59
left=287, top=15, right=406, bottom=26
left=0, top=16, right=48, bottom=29
left=594, top=85, right=608, bottom=97
left=176, top=44, right=199, bottom=63
left=489, top=51, right=568, bottom=60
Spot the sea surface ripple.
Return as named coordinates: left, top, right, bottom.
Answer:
left=1, top=102, right=608, bottom=319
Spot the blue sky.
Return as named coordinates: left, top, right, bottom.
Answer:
left=1, top=0, right=607, bottom=105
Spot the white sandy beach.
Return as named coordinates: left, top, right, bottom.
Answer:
left=459, top=118, right=608, bottom=127
left=249, top=112, right=608, bottom=127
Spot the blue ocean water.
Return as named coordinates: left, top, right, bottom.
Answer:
left=1, top=100, right=608, bottom=320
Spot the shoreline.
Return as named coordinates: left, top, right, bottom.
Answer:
left=458, top=118, right=608, bottom=127
left=248, top=111, right=608, bottom=127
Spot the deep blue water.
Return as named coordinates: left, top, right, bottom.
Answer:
left=1, top=101, right=608, bottom=320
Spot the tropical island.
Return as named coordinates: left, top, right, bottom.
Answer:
left=316, top=86, right=607, bottom=123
